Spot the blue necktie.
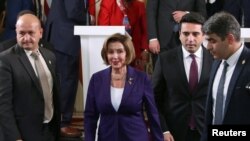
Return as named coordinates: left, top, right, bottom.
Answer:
left=214, top=61, right=228, bottom=124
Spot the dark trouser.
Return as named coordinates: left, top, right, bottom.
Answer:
left=43, top=123, right=55, bottom=141
left=55, top=51, right=79, bottom=127
left=185, top=128, right=200, bottom=141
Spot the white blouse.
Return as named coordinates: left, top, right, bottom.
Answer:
left=110, top=86, right=124, bottom=111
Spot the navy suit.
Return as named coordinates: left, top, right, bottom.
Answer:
left=201, top=46, right=250, bottom=141
left=84, top=66, right=163, bottom=141
left=0, top=0, right=35, bottom=41
left=44, top=0, right=87, bottom=126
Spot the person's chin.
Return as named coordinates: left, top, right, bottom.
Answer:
left=22, top=46, right=32, bottom=50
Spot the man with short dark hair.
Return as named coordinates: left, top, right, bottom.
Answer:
left=201, top=11, right=250, bottom=141
left=152, top=13, right=213, bottom=141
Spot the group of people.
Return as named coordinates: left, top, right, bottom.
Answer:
left=84, top=11, right=250, bottom=141
left=0, top=0, right=250, bottom=141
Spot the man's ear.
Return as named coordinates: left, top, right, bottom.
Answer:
left=40, top=28, right=43, bottom=38
left=226, top=33, right=235, bottom=45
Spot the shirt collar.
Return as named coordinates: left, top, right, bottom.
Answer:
left=182, top=45, right=203, bottom=59
left=223, top=43, right=244, bottom=66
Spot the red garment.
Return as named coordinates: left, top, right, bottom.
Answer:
left=88, top=0, right=96, bottom=17
left=98, top=0, right=149, bottom=62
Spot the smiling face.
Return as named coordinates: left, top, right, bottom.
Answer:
left=107, top=41, right=127, bottom=69
left=15, top=14, right=43, bottom=51
left=179, top=22, right=205, bottom=53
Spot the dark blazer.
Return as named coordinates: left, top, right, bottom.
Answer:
left=146, top=0, right=206, bottom=50
left=84, top=66, right=163, bottom=141
left=206, top=0, right=224, bottom=18
left=0, top=45, right=60, bottom=141
left=152, top=46, right=213, bottom=141
left=201, top=46, right=250, bottom=141
left=44, top=0, right=87, bottom=57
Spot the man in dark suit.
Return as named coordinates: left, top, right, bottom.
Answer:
left=146, top=0, right=207, bottom=67
left=201, top=12, right=250, bottom=141
left=0, top=10, right=60, bottom=141
left=152, top=13, right=213, bottom=141
left=44, top=0, right=87, bottom=137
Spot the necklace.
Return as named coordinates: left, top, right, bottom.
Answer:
left=111, top=67, right=127, bottom=81
left=111, top=73, right=126, bottom=80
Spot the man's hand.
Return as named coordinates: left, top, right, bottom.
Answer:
left=172, top=11, right=188, bottom=23
left=149, top=39, right=160, bottom=54
left=163, top=132, right=175, bottom=141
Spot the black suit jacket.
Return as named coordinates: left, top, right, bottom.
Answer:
left=201, top=46, right=250, bottom=141
left=0, top=45, right=60, bottom=141
left=146, top=0, right=206, bottom=50
left=152, top=46, right=213, bottom=141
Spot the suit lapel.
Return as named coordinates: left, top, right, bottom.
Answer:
left=207, top=60, right=221, bottom=123
left=102, top=67, right=116, bottom=112
left=119, top=66, right=136, bottom=111
left=224, top=47, right=249, bottom=113
left=197, top=47, right=212, bottom=91
left=39, top=48, right=55, bottom=78
left=176, top=47, right=190, bottom=92
left=16, top=46, right=43, bottom=96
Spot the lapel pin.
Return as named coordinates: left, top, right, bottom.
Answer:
left=242, top=60, right=245, bottom=65
left=128, top=77, right=133, bottom=85
left=49, top=60, right=52, bottom=64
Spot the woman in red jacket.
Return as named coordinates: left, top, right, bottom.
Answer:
left=98, top=0, right=149, bottom=71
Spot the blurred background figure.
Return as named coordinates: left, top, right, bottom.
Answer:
left=146, top=0, right=207, bottom=68
left=44, top=0, right=87, bottom=138
left=98, top=0, right=150, bottom=72
left=84, top=33, right=163, bottom=141
left=0, top=0, right=6, bottom=36
left=0, top=0, right=51, bottom=42
left=206, top=0, right=250, bottom=48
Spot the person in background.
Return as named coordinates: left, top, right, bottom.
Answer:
left=88, top=0, right=97, bottom=25
left=84, top=33, right=163, bottom=141
left=201, top=12, right=250, bottom=141
left=0, top=10, right=60, bottom=141
left=0, top=0, right=6, bottom=32
left=206, top=0, right=250, bottom=48
left=0, top=0, right=35, bottom=41
left=44, top=0, right=87, bottom=138
left=98, top=0, right=149, bottom=72
left=0, top=0, right=5, bottom=14
left=0, top=0, right=50, bottom=42
left=152, top=13, right=213, bottom=141
left=146, top=0, right=207, bottom=68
